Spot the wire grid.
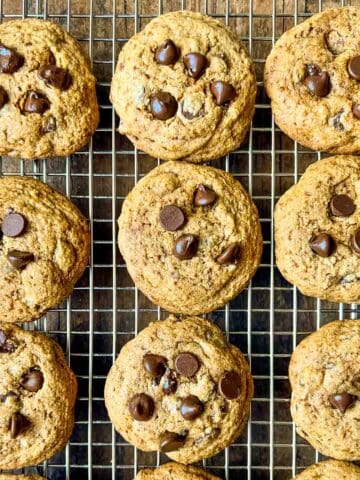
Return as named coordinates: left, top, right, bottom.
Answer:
left=1, top=0, right=360, bottom=478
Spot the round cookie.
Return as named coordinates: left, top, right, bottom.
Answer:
left=0, top=323, right=77, bottom=469
left=292, top=460, right=360, bottom=479
left=118, top=161, right=262, bottom=315
left=104, top=315, right=253, bottom=464
left=275, top=155, right=360, bottom=304
left=135, top=462, right=219, bottom=480
left=264, top=7, right=360, bottom=154
left=111, top=10, right=256, bottom=162
left=0, top=18, right=98, bottom=159
left=290, top=320, right=360, bottom=460
left=0, top=176, right=90, bottom=323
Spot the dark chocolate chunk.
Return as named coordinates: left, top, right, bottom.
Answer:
left=175, top=352, right=200, bottom=377
left=193, top=185, right=217, bottom=207
left=160, top=205, right=185, bottom=231
left=2, top=212, right=27, bottom=237
left=10, top=412, right=29, bottom=439
left=183, top=53, right=207, bottom=79
left=150, top=92, right=177, bottom=120
left=329, top=393, right=355, bottom=414
left=0, top=44, right=23, bottom=74
left=38, top=64, right=71, bottom=90
left=22, top=91, right=50, bottom=114
left=154, top=40, right=179, bottom=65
left=7, top=250, right=34, bottom=269
left=348, top=56, right=360, bottom=81
left=159, top=431, right=187, bottom=452
left=330, top=194, right=355, bottom=217
left=309, top=233, right=334, bottom=257
left=216, top=243, right=241, bottom=265
left=20, top=370, right=44, bottom=392
left=143, top=354, right=167, bottom=379
left=180, top=395, right=204, bottom=420
left=129, top=393, right=154, bottom=421
left=174, top=234, right=198, bottom=260
left=219, top=371, right=242, bottom=400
left=210, top=81, right=236, bottom=106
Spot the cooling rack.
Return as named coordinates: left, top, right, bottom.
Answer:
left=1, top=0, right=359, bottom=478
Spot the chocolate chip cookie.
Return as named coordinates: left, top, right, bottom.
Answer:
left=104, top=315, right=253, bottom=464
left=0, top=176, right=90, bottom=323
left=292, top=460, right=360, bottom=479
left=135, top=462, right=219, bottom=480
left=118, top=161, right=262, bottom=315
left=289, top=320, right=360, bottom=460
left=111, top=10, right=256, bottom=162
left=0, top=18, right=98, bottom=159
left=0, top=323, right=77, bottom=469
left=265, top=7, right=360, bottom=153
left=274, top=155, right=360, bottom=303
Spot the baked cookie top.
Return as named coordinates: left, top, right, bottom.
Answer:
left=0, top=176, right=90, bottom=323
left=265, top=7, right=360, bottom=154
left=0, top=18, right=98, bottom=159
left=135, top=462, right=219, bottom=480
left=111, top=10, right=256, bottom=162
left=118, top=161, right=262, bottom=315
left=290, top=320, right=360, bottom=460
left=275, top=155, right=360, bottom=304
left=292, top=460, right=360, bottom=479
left=104, top=315, right=253, bottom=464
left=0, top=323, right=77, bottom=469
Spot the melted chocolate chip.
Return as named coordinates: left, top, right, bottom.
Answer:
left=309, top=233, right=334, bottom=257
left=180, top=395, right=204, bottom=420
left=7, top=250, right=34, bottom=269
left=159, top=431, right=187, bottom=452
left=20, top=370, right=44, bottom=392
left=150, top=92, right=177, bottom=120
left=330, top=194, right=355, bottom=217
left=174, top=234, right=198, bottom=260
left=154, top=40, right=179, bottom=65
left=143, top=354, right=167, bottom=379
left=22, top=91, right=50, bottom=114
left=2, top=212, right=27, bottom=237
left=348, top=56, right=360, bottom=81
left=162, top=370, right=177, bottom=395
left=216, top=243, right=241, bottom=265
left=0, top=45, right=23, bottom=74
left=304, top=65, right=330, bottom=97
left=160, top=205, right=185, bottom=231
left=129, top=393, right=154, bottom=421
left=193, top=185, right=217, bottom=207
left=353, top=104, right=360, bottom=119
left=0, top=330, right=15, bottom=353
left=219, top=371, right=242, bottom=400
left=329, top=393, right=355, bottom=414
left=38, top=64, right=71, bottom=90
left=0, top=86, right=8, bottom=109
left=210, top=81, right=236, bottom=106
left=10, top=412, right=29, bottom=439
left=175, top=352, right=200, bottom=377
left=183, top=53, right=207, bottom=79
left=351, top=228, right=360, bottom=254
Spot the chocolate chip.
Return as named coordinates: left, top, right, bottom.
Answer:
left=174, top=234, right=198, bottom=260
left=154, top=40, right=179, bottom=65
left=0, top=44, right=23, bottom=74
left=353, top=104, right=360, bottom=119
left=194, top=185, right=217, bottom=207
left=183, top=53, right=207, bottom=79
left=143, top=354, right=167, bottom=379
left=160, top=205, right=185, bottom=231
left=180, top=395, right=204, bottom=420
left=7, top=250, right=34, bottom=269
left=159, top=431, right=187, bottom=452
left=309, top=233, right=333, bottom=257
left=210, top=81, right=236, bottom=106
left=353, top=374, right=360, bottom=387
left=304, top=68, right=330, bottom=97
left=20, top=370, right=44, bottom=392
left=351, top=228, right=360, bottom=254
left=129, top=393, right=154, bottom=421
left=38, top=64, right=71, bottom=90
left=22, top=91, right=50, bottom=114
left=348, top=56, right=360, bottom=81
left=0, top=330, right=15, bottom=353
left=162, top=370, right=177, bottom=395
left=219, top=371, right=242, bottom=400
left=330, top=194, right=355, bottom=217
left=10, top=412, right=29, bottom=439
left=150, top=92, right=177, bottom=120
left=331, top=111, right=345, bottom=132
left=181, top=101, right=203, bottom=120
left=43, top=116, right=56, bottom=133
left=2, top=212, right=27, bottom=237
left=0, top=86, right=8, bottom=109
left=175, top=352, right=200, bottom=377
left=329, top=393, right=355, bottom=413
left=216, top=243, right=241, bottom=265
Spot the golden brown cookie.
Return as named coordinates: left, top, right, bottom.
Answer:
left=0, top=176, right=90, bottom=323
left=104, top=315, right=253, bottom=464
left=275, top=155, right=360, bottom=303
left=265, top=7, right=360, bottom=153
left=118, top=161, right=262, bottom=315
left=135, top=462, right=219, bottom=479
left=0, top=323, right=77, bottom=469
left=111, top=10, right=256, bottom=162
left=292, top=460, right=360, bottom=479
left=290, top=320, right=360, bottom=460
left=0, top=18, right=98, bottom=159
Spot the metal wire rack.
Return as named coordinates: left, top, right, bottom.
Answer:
left=1, top=0, right=360, bottom=478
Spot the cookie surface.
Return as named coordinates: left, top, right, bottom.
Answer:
left=265, top=7, right=360, bottom=153
left=290, top=320, right=360, bottom=460
left=0, top=18, right=98, bottom=159
left=104, top=315, right=253, bottom=464
left=0, top=323, right=77, bottom=469
left=135, top=462, right=219, bottom=479
left=275, top=155, right=360, bottom=303
left=118, top=161, right=262, bottom=315
left=292, top=460, right=360, bottom=479
left=0, top=176, right=90, bottom=323
left=111, top=10, right=256, bottom=162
